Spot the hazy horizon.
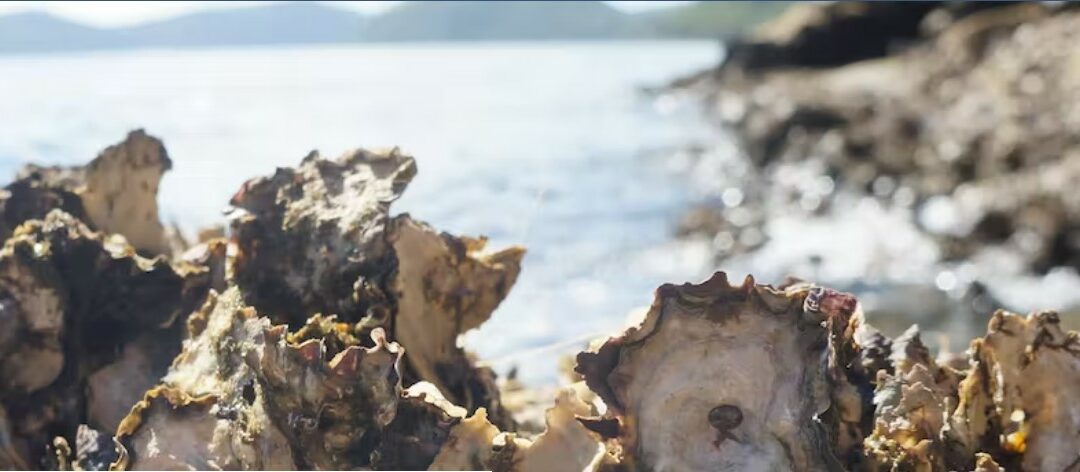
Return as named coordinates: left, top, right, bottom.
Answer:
left=0, top=0, right=692, bottom=28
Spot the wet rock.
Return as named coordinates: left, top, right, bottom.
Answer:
left=726, top=2, right=938, bottom=70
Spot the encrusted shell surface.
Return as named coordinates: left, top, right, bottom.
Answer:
left=226, top=148, right=521, bottom=427
left=0, top=210, right=210, bottom=468
left=948, top=310, right=1080, bottom=472
left=576, top=272, right=866, bottom=471
left=227, top=147, right=416, bottom=325
left=115, top=287, right=404, bottom=470
left=863, top=326, right=962, bottom=470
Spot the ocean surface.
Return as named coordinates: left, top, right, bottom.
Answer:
left=0, top=41, right=724, bottom=384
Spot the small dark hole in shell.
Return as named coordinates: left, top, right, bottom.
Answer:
left=709, top=404, right=743, bottom=430
left=242, top=381, right=257, bottom=405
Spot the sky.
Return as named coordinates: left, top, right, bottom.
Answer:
left=0, top=1, right=693, bottom=27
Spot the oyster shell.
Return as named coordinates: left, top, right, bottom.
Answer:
left=227, top=147, right=416, bottom=325
left=370, top=382, right=468, bottom=470
left=227, top=148, right=521, bottom=426
left=0, top=130, right=172, bottom=255
left=77, top=130, right=172, bottom=255
left=504, top=387, right=602, bottom=472
left=0, top=210, right=211, bottom=467
left=388, top=214, right=524, bottom=425
left=863, top=326, right=962, bottom=470
left=115, top=287, right=404, bottom=470
left=948, top=310, right=1080, bottom=471
left=575, top=272, right=867, bottom=471
left=427, top=408, right=502, bottom=470
left=425, top=386, right=601, bottom=472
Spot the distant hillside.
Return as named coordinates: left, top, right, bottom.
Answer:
left=363, top=1, right=649, bottom=42
left=119, top=2, right=364, bottom=47
left=644, top=1, right=792, bottom=39
left=0, top=1, right=793, bottom=53
left=0, top=11, right=121, bottom=52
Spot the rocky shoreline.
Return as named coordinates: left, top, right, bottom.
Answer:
left=669, top=2, right=1075, bottom=287
left=668, top=1, right=1080, bottom=338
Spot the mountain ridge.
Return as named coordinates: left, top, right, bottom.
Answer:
left=0, top=1, right=784, bottom=53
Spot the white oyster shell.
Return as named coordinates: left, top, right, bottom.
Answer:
left=576, top=272, right=865, bottom=471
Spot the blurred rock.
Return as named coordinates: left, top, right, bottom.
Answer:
left=676, top=2, right=1080, bottom=277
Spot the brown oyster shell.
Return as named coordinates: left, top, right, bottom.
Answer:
left=948, top=310, right=1080, bottom=472
left=863, top=326, right=962, bottom=470
left=0, top=210, right=210, bottom=468
left=575, top=272, right=867, bottom=471
left=371, top=381, right=468, bottom=470
left=0, top=130, right=172, bottom=255
left=388, top=214, right=524, bottom=424
left=114, top=287, right=404, bottom=470
left=226, top=147, right=521, bottom=427
left=227, top=147, right=416, bottom=325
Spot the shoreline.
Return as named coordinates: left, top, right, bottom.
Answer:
left=664, top=2, right=1080, bottom=339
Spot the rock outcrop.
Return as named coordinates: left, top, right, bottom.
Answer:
left=675, top=2, right=1080, bottom=276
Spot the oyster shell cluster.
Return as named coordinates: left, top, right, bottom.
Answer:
left=1, top=131, right=1079, bottom=471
